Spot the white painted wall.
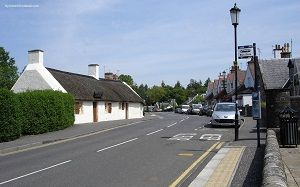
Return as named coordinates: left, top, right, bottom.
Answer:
left=12, top=60, right=66, bottom=93
left=98, top=101, right=123, bottom=122
left=242, top=94, right=252, bottom=107
left=75, top=101, right=93, bottom=124
left=128, top=103, right=144, bottom=119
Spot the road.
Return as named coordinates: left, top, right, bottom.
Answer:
left=0, top=113, right=245, bottom=187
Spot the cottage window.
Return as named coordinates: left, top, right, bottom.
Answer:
left=106, top=102, right=112, bottom=113
left=75, top=102, right=83, bottom=114
left=122, top=102, right=125, bottom=110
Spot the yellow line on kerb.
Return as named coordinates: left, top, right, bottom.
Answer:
left=216, top=142, right=224, bottom=150
left=169, top=141, right=220, bottom=187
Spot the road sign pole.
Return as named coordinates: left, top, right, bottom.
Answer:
left=253, top=43, right=261, bottom=147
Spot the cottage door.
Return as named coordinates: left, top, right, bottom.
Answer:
left=125, top=103, right=128, bottom=119
left=93, top=102, right=98, bottom=122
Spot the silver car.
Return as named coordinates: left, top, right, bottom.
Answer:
left=210, top=102, right=241, bottom=126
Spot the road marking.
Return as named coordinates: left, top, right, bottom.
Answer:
left=189, top=146, right=245, bottom=187
left=146, top=129, right=164, bottom=136
left=1, top=121, right=144, bottom=156
left=0, top=160, right=72, bottom=185
left=178, top=153, right=194, bottom=157
left=200, top=134, right=222, bottom=141
left=167, top=122, right=177, bottom=128
left=169, top=142, right=220, bottom=187
left=97, top=138, right=138, bottom=152
left=168, top=133, right=196, bottom=141
left=216, top=142, right=224, bottom=150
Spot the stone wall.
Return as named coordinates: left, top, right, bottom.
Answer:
left=262, top=130, right=287, bottom=187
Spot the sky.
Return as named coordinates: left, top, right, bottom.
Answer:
left=1, top=0, right=299, bottom=87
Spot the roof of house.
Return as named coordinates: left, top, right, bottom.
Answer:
left=226, top=70, right=245, bottom=84
left=47, top=68, right=144, bottom=103
left=258, top=59, right=289, bottom=90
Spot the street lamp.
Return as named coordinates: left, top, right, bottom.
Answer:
left=230, top=3, right=241, bottom=141
left=222, top=70, right=226, bottom=91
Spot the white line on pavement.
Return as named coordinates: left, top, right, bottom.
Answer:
left=97, top=138, right=138, bottom=152
left=146, top=129, right=164, bottom=136
left=0, top=160, right=72, bottom=185
left=167, top=122, right=177, bottom=128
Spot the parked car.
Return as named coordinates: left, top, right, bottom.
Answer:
left=175, top=107, right=182, bottom=113
left=202, top=105, right=214, bottom=116
left=191, top=104, right=203, bottom=115
left=181, top=105, right=190, bottom=114
left=210, top=102, right=241, bottom=127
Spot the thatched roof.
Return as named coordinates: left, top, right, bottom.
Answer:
left=47, top=68, right=144, bottom=103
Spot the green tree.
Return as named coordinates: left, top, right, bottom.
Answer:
left=118, top=74, right=134, bottom=86
left=204, top=77, right=211, bottom=87
left=191, top=95, right=205, bottom=104
left=0, top=47, right=19, bottom=89
left=174, top=81, right=184, bottom=89
left=146, top=86, right=166, bottom=105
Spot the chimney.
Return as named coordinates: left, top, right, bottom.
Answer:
left=88, top=64, right=99, bottom=80
left=28, top=49, right=44, bottom=65
left=273, top=44, right=282, bottom=59
left=104, top=72, right=117, bottom=80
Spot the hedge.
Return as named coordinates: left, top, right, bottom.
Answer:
left=0, top=89, right=21, bottom=142
left=17, top=90, right=75, bottom=135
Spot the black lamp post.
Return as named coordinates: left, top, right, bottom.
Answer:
left=230, top=3, right=241, bottom=141
left=222, top=70, right=226, bottom=91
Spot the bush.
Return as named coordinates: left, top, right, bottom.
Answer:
left=0, top=89, right=21, bottom=142
left=17, top=90, right=75, bottom=135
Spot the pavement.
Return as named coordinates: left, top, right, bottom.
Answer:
left=281, top=147, right=300, bottom=187
left=1, top=113, right=299, bottom=187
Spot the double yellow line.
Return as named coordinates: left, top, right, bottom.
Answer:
left=169, top=141, right=222, bottom=187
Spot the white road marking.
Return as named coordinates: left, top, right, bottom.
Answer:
left=0, top=160, right=72, bottom=185
left=146, top=129, right=164, bottom=136
left=169, top=133, right=197, bottom=141
left=200, top=134, right=222, bottom=141
left=97, top=138, right=138, bottom=152
left=167, top=122, right=177, bottom=128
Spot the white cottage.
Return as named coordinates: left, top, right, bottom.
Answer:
left=12, top=50, right=144, bottom=124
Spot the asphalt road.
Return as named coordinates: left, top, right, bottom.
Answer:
left=0, top=113, right=249, bottom=187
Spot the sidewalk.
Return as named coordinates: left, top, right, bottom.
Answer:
left=0, top=114, right=155, bottom=155
left=184, top=117, right=266, bottom=187
left=280, top=147, right=300, bottom=187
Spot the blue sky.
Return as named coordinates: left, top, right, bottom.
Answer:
left=1, top=0, right=299, bottom=87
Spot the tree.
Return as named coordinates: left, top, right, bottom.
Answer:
left=174, top=81, right=184, bottom=89
left=118, top=74, right=134, bottom=86
left=0, top=47, right=19, bottom=89
left=146, top=86, right=166, bottom=105
left=204, top=77, right=211, bottom=87
left=191, top=95, right=205, bottom=104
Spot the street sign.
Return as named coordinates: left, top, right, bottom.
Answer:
left=238, top=45, right=254, bottom=59
left=252, top=92, right=261, bottom=119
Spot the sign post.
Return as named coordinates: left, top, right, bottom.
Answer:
left=238, top=45, right=254, bottom=59
left=238, top=43, right=261, bottom=147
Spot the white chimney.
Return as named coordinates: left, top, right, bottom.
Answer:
left=28, top=49, right=44, bottom=65
left=88, top=64, right=99, bottom=80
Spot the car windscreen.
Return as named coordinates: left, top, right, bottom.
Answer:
left=215, top=104, right=235, bottom=111
left=192, top=104, right=202, bottom=109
